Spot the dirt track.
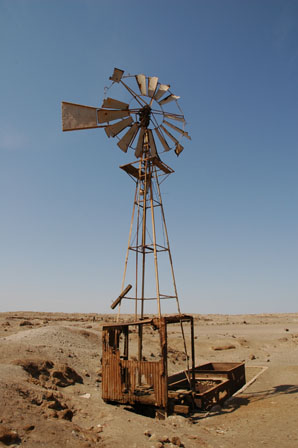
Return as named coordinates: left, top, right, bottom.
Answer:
left=0, top=312, right=298, bottom=447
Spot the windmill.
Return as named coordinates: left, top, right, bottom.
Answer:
left=62, top=68, right=190, bottom=319
left=61, top=68, right=245, bottom=418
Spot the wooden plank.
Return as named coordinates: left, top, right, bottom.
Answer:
left=173, top=404, right=190, bottom=414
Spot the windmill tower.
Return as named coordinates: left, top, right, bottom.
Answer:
left=61, top=68, right=245, bottom=417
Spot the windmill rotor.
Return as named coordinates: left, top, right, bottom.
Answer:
left=62, top=67, right=190, bottom=159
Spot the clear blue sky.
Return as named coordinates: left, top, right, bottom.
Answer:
left=0, top=0, right=297, bottom=314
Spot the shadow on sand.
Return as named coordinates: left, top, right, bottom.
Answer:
left=190, top=384, right=298, bottom=422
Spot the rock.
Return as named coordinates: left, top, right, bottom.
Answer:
left=212, top=344, right=236, bottom=351
left=159, top=435, right=170, bottom=443
left=60, top=409, right=73, bottom=421
left=0, top=427, right=21, bottom=445
left=23, top=424, right=35, bottom=432
left=249, top=354, right=256, bottom=360
left=152, top=443, right=163, bottom=448
left=171, top=435, right=182, bottom=446
left=20, top=320, right=32, bottom=326
left=285, top=328, right=289, bottom=332
left=80, top=393, right=91, bottom=399
left=144, top=429, right=151, bottom=437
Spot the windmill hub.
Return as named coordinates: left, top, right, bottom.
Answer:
left=138, top=104, right=151, bottom=128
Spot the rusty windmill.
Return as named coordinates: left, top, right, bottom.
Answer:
left=61, top=68, right=245, bottom=417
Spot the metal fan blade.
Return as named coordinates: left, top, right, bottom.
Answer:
left=117, top=123, right=139, bottom=152
left=101, top=97, right=129, bottom=110
left=154, top=128, right=171, bottom=152
left=175, top=143, right=184, bottom=156
left=136, top=74, right=147, bottom=96
left=164, top=113, right=185, bottom=123
left=135, top=128, right=145, bottom=158
left=62, top=102, right=98, bottom=131
left=160, top=125, right=178, bottom=144
left=148, top=77, right=158, bottom=98
left=154, top=84, right=170, bottom=101
left=163, top=120, right=191, bottom=140
left=159, top=94, right=180, bottom=106
left=109, top=67, right=124, bottom=83
left=148, top=129, right=157, bottom=156
left=105, top=117, right=133, bottom=138
left=97, top=109, right=130, bottom=124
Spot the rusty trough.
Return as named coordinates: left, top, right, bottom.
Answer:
left=102, top=314, right=245, bottom=417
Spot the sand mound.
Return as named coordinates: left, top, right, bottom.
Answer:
left=14, top=359, right=83, bottom=389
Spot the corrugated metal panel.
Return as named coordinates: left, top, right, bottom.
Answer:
left=102, top=325, right=167, bottom=407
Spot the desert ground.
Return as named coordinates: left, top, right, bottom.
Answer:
left=0, top=311, right=298, bottom=447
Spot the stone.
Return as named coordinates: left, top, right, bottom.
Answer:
left=159, top=435, right=170, bottom=443
left=0, top=427, right=21, bottom=445
left=171, top=435, right=182, bottom=446
left=23, top=425, right=35, bottom=432
left=144, top=429, right=151, bottom=437
left=249, top=354, right=256, bottom=360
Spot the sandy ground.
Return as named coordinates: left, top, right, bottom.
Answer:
left=0, top=312, right=298, bottom=447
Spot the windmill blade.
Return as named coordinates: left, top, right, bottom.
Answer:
left=105, top=116, right=133, bottom=138
left=175, top=143, right=184, bottom=156
left=160, top=125, right=179, bottom=144
left=148, top=129, right=157, bottom=156
left=109, top=67, right=124, bottom=83
left=97, top=109, right=130, bottom=124
left=148, top=77, right=158, bottom=98
left=117, top=123, right=139, bottom=152
left=164, top=113, right=185, bottom=123
left=101, top=97, right=129, bottom=110
left=154, top=84, right=170, bottom=101
left=136, top=74, right=147, bottom=96
left=159, top=94, right=180, bottom=106
left=62, top=102, right=99, bottom=131
left=154, top=128, right=171, bottom=152
left=135, top=128, right=145, bottom=158
left=163, top=120, right=191, bottom=140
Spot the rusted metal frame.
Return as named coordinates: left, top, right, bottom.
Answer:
left=141, top=156, right=149, bottom=319
left=135, top=175, right=141, bottom=319
left=159, top=318, right=168, bottom=413
left=128, top=244, right=169, bottom=254
left=153, top=167, right=191, bottom=387
left=149, top=177, right=161, bottom=317
left=150, top=108, right=184, bottom=119
left=123, top=296, right=175, bottom=301
left=117, top=182, right=138, bottom=321
left=138, top=155, right=148, bottom=365
left=103, top=319, right=153, bottom=329
left=190, top=317, right=195, bottom=392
